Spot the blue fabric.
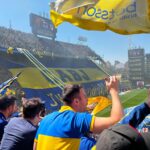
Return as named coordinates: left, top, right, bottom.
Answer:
left=35, top=109, right=93, bottom=139
left=35, top=106, right=93, bottom=150
left=0, top=117, right=37, bottom=150
left=0, top=113, right=7, bottom=143
left=0, top=48, right=107, bottom=112
left=138, top=115, right=150, bottom=132
left=119, top=103, right=150, bottom=131
left=79, top=103, right=150, bottom=150
left=23, top=80, right=106, bottom=111
left=79, top=136, right=96, bottom=150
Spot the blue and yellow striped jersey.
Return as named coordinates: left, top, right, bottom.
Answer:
left=35, top=106, right=95, bottom=150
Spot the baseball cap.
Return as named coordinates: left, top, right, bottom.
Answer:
left=96, top=124, right=150, bottom=150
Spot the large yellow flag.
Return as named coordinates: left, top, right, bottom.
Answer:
left=50, top=0, right=150, bottom=34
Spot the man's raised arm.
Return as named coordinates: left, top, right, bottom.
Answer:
left=92, top=76, right=124, bottom=133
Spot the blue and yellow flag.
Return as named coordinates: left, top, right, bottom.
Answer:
left=0, top=72, right=21, bottom=95
left=0, top=48, right=108, bottom=111
left=50, top=0, right=150, bottom=34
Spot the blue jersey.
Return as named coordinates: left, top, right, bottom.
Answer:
left=119, top=103, right=150, bottom=132
left=79, top=136, right=96, bottom=150
left=35, top=106, right=95, bottom=150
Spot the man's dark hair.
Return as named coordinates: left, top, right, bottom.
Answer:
left=62, top=84, right=83, bottom=104
left=0, top=95, right=16, bottom=111
left=23, top=98, right=45, bottom=119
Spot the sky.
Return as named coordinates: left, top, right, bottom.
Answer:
left=0, top=0, right=150, bottom=64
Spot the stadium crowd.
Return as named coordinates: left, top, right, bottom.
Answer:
left=0, top=26, right=98, bottom=58
left=0, top=76, right=150, bottom=150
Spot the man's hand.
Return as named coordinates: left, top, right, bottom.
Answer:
left=92, top=76, right=123, bottom=134
left=105, top=76, right=119, bottom=94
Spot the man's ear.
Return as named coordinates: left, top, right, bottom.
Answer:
left=74, top=98, right=79, bottom=104
left=37, top=112, right=42, bottom=118
left=6, top=105, right=13, bottom=117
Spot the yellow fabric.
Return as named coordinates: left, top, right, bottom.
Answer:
left=9, top=67, right=105, bottom=89
left=87, top=96, right=112, bottom=115
left=50, top=0, right=150, bottom=35
left=90, top=115, right=96, bottom=131
left=7, top=47, right=14, bottom=54
left=91, top=145, right=96, bottom=150
left=59, top=105, right=95, bottom=132
left=59, top=105, right=75, bottom=112
left=36, top=135, right=80, bottom=150
left=9, top=68, right=52, bottom=89
left=5, top=88, right=15, bottom=95
left=52, top=0, right=95, bottom=13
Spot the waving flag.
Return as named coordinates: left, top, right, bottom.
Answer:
left=50, top=0, right=150, bottom=34
left=87, top=96, right=112, bottom=115
left=0, top=72, right=21, bottom=95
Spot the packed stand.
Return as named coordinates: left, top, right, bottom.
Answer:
left=0, top=26, right=98, bottom=58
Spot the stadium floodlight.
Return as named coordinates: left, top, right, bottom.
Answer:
left=78, top=36, right=87, bottom=42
